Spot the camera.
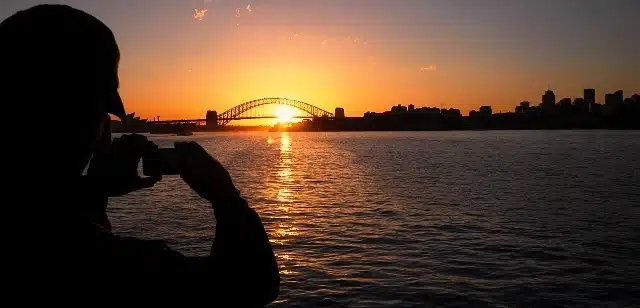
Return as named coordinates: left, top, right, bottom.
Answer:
left=143, top=148, right=183, bottom=176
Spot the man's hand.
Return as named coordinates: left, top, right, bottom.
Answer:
left=87, top=134, right=161, bottom=197
left=175, top=141, right=239, bottom=207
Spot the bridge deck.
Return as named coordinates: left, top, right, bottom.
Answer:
left=151, top=98, right=334, bottom=127
left=154, top=115, right=316, bottom=125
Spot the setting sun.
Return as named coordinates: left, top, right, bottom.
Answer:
left=275, top=106, right=295, bottom=123
left=3, top=2, right=637, bottom=306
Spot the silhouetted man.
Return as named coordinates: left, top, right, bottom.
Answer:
left=1, top=5, right=279, bottom=303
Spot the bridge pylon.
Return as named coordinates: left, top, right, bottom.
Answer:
left=206, top=110, right=218, bottom=128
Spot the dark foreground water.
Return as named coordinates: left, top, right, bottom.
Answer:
left=109, top=131, right=640, bottom=307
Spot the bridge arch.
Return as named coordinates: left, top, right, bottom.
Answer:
left=217, top=98, right=334, bottom=127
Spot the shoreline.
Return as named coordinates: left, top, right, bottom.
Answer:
left=113, top=127, right=640, bottom=134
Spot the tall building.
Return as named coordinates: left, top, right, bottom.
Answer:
left=408, top=104, right=415, bottom=112
left=559, top=98, right=572, bottom=109
left=479, top=106, right=493, bottom=116
left=584, top=88, right=596, bottom=105
left=334, top=107, right=345, bottom=118
left=516, top=101, right=531, bottom=113
left=441, top=108, right=462, bottom=117
left=573, top=98, right=588, bottom=113
left=615, top=90, right=624, bottom=102
left=542, top=90, right=556, bottom=108
left=605, top=90, right=624, bottom=105
left=605, top=94, right=613, bottom=105
left=391, top=104, right=408, bottom=113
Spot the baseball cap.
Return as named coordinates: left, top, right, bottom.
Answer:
left=107, top=90, right=127, bottom=123
left=0, top=5, right=127, bottom=122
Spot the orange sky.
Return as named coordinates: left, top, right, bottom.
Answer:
left=5, top=1, right=635, bottom=122
left=117, top=25, right=636, bottom=121
left=116, top=17, right=637, bottom=121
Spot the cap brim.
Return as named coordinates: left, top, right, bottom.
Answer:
left=107, top=91, right=127, bottom=123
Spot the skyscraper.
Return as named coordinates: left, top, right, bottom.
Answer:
left=614, top=90, right=624, bottom=102
left=542, top=90, right=556, bottom=109
left=559, top=98, right=572, bottom=109
left=479, top=106, right=493, bottom=116
left=605, top=90, right=624, bottom=105
left=584, top=89, right=596, bottom=105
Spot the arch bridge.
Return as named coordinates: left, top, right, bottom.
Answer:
left=155, top=98, right=335, bottom=127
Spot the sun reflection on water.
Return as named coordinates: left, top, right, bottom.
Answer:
left=277, top=132, right=293, bottom=202
left=270, top=132, right=303, bottom=276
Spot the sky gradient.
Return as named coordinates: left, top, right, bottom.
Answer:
left=1, top=0, right=638, bottom=120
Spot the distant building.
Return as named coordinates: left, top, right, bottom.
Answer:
left=414, top=107, right=440, bottom=114
left=470, top=106, right=492, bottom=117
left=441, top=108, right=462, bottom=117
left=605, top=94, right=614, bottom=105
left=479, top=106, right=493, bottom=116
left=604, top=90, right=625, bottom=115
left=584, top=88, right=596, bottom=106
left=542, top=89, right=556, bottom=109
left=335, top=107, right=345, bottom=118
left=573, top=98, right=588, bottom=113
left=390, top=104, right=408, bottom=113
left=559, top=98, right=572, bottom=104
left=516, top=101, right=537, bottom=113
left=605, top=90, right=624, bottom=106
left=408, top=104, right=415, bottom=112
left=632, top=94, right=640, bottom=104
left=559, top=98, right=572, bottom=110
left=591, top=103, right=603, bottom=114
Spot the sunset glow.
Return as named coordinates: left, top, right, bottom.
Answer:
left=275, top=106, right=295, bottom=123
left=2, top=1, right=635, bottom=122
left=2, top=3, right=637, bottom=305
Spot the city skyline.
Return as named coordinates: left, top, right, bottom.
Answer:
left=126, top=86, right=639, bottom=126
left=365, top=87, right=640, bottom=117
left=114, top=85, right=638, bottom=133
left=1, top=0, right=638, bottom=120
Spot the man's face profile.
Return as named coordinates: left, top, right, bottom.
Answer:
left=0, top=4, right=126, bottom=175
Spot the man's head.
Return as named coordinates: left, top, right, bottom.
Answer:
left=0, top=5, right=125, bottom=175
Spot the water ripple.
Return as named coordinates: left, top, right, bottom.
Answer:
left=109, top=131, right=640, bottom=307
